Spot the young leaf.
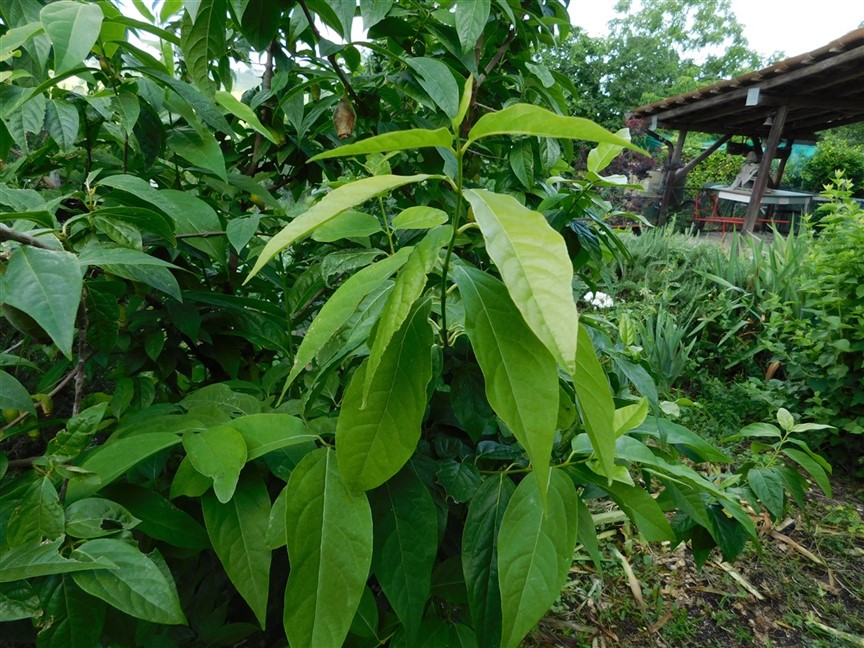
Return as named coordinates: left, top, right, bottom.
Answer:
left=215, top=90, right=277, bottom=143
left=462, top=474, right=514, bottom=648
left=586, top=128, right=631, bottom=174
left=613, top=398, right=649, bottom=437
left=464, top=189, right=579, bottom=376
left=40, top=1, right=104, bottom=74
left=182, top=425, right=248, bottom=503
left=497, top=470, right=579, bottom=648
left=392, top=206, right=449, bottom=230
left=454, top=0, right=490, bottom=55
left=405, top=57, right=460, bottom=119
left=6, top=477, right=65, bottom=547
left=370, top=467, right=438, bottom=641
left=284, top=449, right=373, bottom=648
left=573, top=324, right=616, bottom=478
left=309, top=128, right=453, bottom=161
left=1, top=246, right=82, bottom=359
left=453, top=74, right=473, bottom=131
left=202, top=473, right=271, bottom=628
left=246, top=174, right=430, bottom=281
left=72, top=539, right=186, bottom=625
left=337, top=299, right=433, bottom=491
left=36, top=576, right=106, bottom=647
left=228, top=413, right=315, bottom=460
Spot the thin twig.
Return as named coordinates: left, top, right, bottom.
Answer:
left=174, top=231, right=228, bottom=239
left=248, top=41, right=277, bottom=176
left=0, top=359, right=86, bottom=433
left=297, top=0, right=361, bottom=106
left=71, top=300, right=88, bottom=417
left=0, top=225, right=60, bottom=250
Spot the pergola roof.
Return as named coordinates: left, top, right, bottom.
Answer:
left=629, top=29, right=864, bottom=142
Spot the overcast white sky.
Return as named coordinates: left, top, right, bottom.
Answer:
left=568, top=0, right=864, bottom=59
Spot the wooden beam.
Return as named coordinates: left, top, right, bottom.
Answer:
left=743, top=104, right=790, bottom=234
left=774, top=138, right=794, bottom=187
left=675, top=134, right=732, bottom=177
left=759, top=94, right=864, bottom=113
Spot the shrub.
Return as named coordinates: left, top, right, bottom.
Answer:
left=800, top=135, right=864, bottom=196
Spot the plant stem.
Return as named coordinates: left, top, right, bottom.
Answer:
left=439, top=146, right=464, bottom=348
left=0, top=225, right=61, bottom=250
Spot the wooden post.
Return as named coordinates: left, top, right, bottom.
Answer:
left=773, top=139, right=795, bottom=187
left=742, top=105, right=789, bottom=234
left=658, top=129, right=688, bottom=225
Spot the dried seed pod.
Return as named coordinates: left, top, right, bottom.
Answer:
left=334, top=96, right=356, bottom=140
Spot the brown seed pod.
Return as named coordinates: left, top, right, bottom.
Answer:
left=334, top=96, right=356, bottom=140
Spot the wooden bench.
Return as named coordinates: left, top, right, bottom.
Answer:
left=693, top=190, right=791, bottom=233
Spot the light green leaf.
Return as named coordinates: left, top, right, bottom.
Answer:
left=203, top=473, right=271, bottom=627
left=45, top=98, right=79, bottom=150
left=467, top=104, right=644, bottom=153
left=574, top=324, right=616, bottom=478
left=265, top=485, right=289, bottom=549
left=284, top=449, right=373, bottom=648
left=370, top=466, right=438, bottom=641
left=179, top=0, right=225, bottom=94
left=525, top=61, right=554, bottom=88
left=336, top=299, right=433, bottom=491
left=0, top=370, right=36, bottom=415
left=78, top=247, right=180, bottom=268
left=183, top=426, right=247, bottom=503
left=453, top=266, right=558, bottom=504
left=40, top=1, right=104, bottom=74
left=0, top=540, right=115, bottom=583
left=246, top=174, right=430, bottom=281
left=167, top=126, right=227, bottom=181
left=454, top=0, right=490, bottom=54
left=72, top=539, right=186, bottom=625
left=0, top=581, right=41, bottom=621
left=66, top=433, right=183, bottom=503
left=464, top=189, right=578, bottom=376
left=782, top=448, right=832, bottom=498
left=216, top=90, right=277, bottom=143
left=392, top=206, right=448, bottom=230
left=309, top=128, right=453, bottom=161
left=462, top=474, right=514, bottom=648
left=613, top=398, right=649, bottom=437
left=498, top=470, right=579, bottom=648
left=0, top=22, right=45, bottom=60
left=508, top=139, right=534, bottom=189
left=776, top=407, right=794, bottom=431
left=0, top=246, right=82, bottom=358
left=362, top=226, right=450, bottom=400
left=633, top=418, right=732, bottom=463
left=226, top=214, right=260, bottom=252
left=722, top=422, right=782, bottom=443
left=360, top=0, right=393, bottom=29
left=169, top=455, right=212, bottom=499
left=587, top=128, right=630, bottom=174
left=312, top=210, right=382, bottom=242
left=36, top=575, right=106, bottom=647
left=7, top=477, right=65, bottom=547
left=453, top=73, right=473, bottom=130
left=405, top=57, right=459, bottom=119
left=64, top=497, right=140, bottom=539
left=747, top=467, right=785, bottom=520
left=228, top=413, right=315, bottom=460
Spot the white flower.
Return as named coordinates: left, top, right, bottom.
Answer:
left=582, top=291, right=614, bottom=309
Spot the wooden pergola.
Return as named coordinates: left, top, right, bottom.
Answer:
left=629, top=28, right=864, bottom=233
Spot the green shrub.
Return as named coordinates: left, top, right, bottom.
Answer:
left=800, top=135, right=864, bottom=196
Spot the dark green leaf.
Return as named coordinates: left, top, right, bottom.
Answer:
left=0, top=540, right=115, bottom=583
left=436, top=460, right=482, bottom=503
left=183, top=425, right=248, bottom=503
left=167, top=126, right=227, bottom=180
left=782, top=448, right=832, bottom=498
left=7, top=477, right=65, bottom=547
left=405, top=57, right=459, bottom=119
left=0, top=370, right=35, bottom=415
left=45, top=98, right=79, bottom=150
left=454, top=0, right=490, bottom=54
left=36, top=576, right=106, bottom=647
left=0, top=581, right=41, bottom=621
left=179, top=0, right=225, bottom=94
left=64, top=497, right=140, bottom=539
left=747, top=467, right=785, bottom=520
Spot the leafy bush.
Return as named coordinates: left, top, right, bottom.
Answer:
left=800, top=135, right=864, bottom=196
left=683, top=143, right=741, bottom=190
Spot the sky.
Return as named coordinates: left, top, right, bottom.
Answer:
left=568, top=0, right=864, bottom=60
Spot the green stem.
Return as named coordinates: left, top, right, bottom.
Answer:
left=439, top=147, right=464, bottom=348
left=379, top=196, right=395, bottom=254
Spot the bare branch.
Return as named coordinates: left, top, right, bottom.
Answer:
left=0, top=225, right=60, bottom=250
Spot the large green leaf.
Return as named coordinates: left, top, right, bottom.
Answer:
left=392, top=206, right=449, bottom=230
left=587, top=128, right=631, bottom=174
left=283, top=248, right=412, bottom=390
left=370, top=467, right=438, bottom=641
left=573, top=324, right=616, bottom=479
left=72, top=539, right=186, bottom=625
left=100, top=263, right=181, bottom=301
left=312, top=210, right=383, bottom=242
left=0, top=540, right=115, bottom=583
left=462, top=474, right=514, bottom=648
left=6, top=477, right=65, bottom=547
left=466, top=104, right=644, bottom=152
left=0, top=581, right=41, bottom=622
left=166, top=126, right=227, bottom=181
left=453, top=266, right=558, bottom=503
left=454, top=0, right=490, bottom=54
left=45, top=98, right=79, bottom=150
left=36, top=576, right=106, bottom=648
left=0, top=370, right=36, bottom=415
left=215, top=90, right=277, bottom=143
left=747, top=467, right=785, bottom=520
left=237, top=0, right=281, bottom=50
left=40, top=1, right=103, bottom=74
left=362, top=226, right=450, bottom=400
left=336, top=299, right=433, bottom=491
left=464, top=189, right=579, bottom=376
left=64, top=497, right=140, bottom=539
left=0, top=22, right=46, bottom=60
left=284, top=449, right=373, bottom=648
left=78, top=247, right=181, bottom=269
left=360, top=0, right=393, bottom=29
left=497, top=470, right=579, bottom=648
left=66, top=433, right=182, bottom=503
left=405, top=57, right=459, bottom=119
left=136, top=68, right=234, bottom=135
left=782, top=448, right=832, bottom=498
left=183, top=425, right=247, bottom=503
left=179, top=0, right=225, bottom=94
left=246, top=174, right=430, bottom=281
left=228, top=413, right=316, bottom=460
left=309, top=128, right=453, bottom=161
left=202, top=473, right=271, bottom=627
left=0, top=246, right=82, bottom=358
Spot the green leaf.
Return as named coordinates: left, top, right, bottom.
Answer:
left=349, top=585, right=379, bottom=638
left=226, top=214, right=260, bottom=252
left=573, top=324, right=616, bottom=478
left=634, top=418, right=732, bottom=463
left=45, top=98, right=79, bottom=150
left=0, top=370, right=36, bottom=415
left=101, top=263, right=181, bottom=301
left=40, top=1, right=104, bottom=74
left=183, top=425, right=248, bottom=503
left=360, top=0, right=393, bottom=29
left=88, top=207, right=175, bottom=244
left=613, top=398, right=648, bottom=437
left=436, top=460, right=482, bottom=503
left=36, top=576, right=106, bottom=647
left=101, top=484, right=210, bottom=549
left=0, top=581, right=41, bottom=621
left=78, top=247, right=180, bottom=269
left=405, top=57, right=459, bottom=119
left=466, top=104, right=644, bottom=153
left=586, top=128, right=630, bottom=174
left=453, top=266, right=558, bottom=502
left=137, top=68, right=234, bottom=135
left=246, top=174, right=430, bottom=281
left=454, top=0, right=490, bottom=54
left=498, top=470, right=579, bottom=648
left=179, top=0, right=225, bottom=94
left=265, top=484, right=289, bottom=549
left=283, top=248, right=412, bottom=390
left=0, top=540, right=115, bottom=583
left=462, top=474, right=514, bottom=648
left=776, top=407, right=795, bottom=431
left=362, top=226, right=450, bottom=400
left=169, top=456, right=212, bottom=499
left=167, top=126, right=227, bottom=181
left=312, top=210, right=382, bottom=242
left=309, top=128, right=453, bottom=161
left=284, top=449, right=373, bottom=648
left=575, top=495, right=603, bottom=571
left=203, top=473, right=271, bottom=627
left=722, top=422, right=782, bottom=443
left=392, top=206, right=449, bottom=230
left=453, top=74, right=473, bottom=130
left=782, top=448, right=832, bottom=498
left=72, top=539, right=186, bottom=625
left=64, top=497, right=140, bottom=539
left=336, top=299, right=433, bottom=491
left=7, top=477, right=65, bottom=547
left=66, top=433, right=183, bottom=503
left=215, top=90, right=277, bottom=143
left=508, top=139, right=534, bottom=189
left=747, top=467, right=785, bottom=520
left=237, top=0, right=281, bottom=50
left=0, top=246, right=82, bottom=358
left=112, top=91, right=140, bottom=136
left=370, top=466, right=438, bottom=641
left=228, top=413, right=315, bottom=460
left=0, top=22, right=46, bottom=60
left=464, top=189, right=579, bottom=376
